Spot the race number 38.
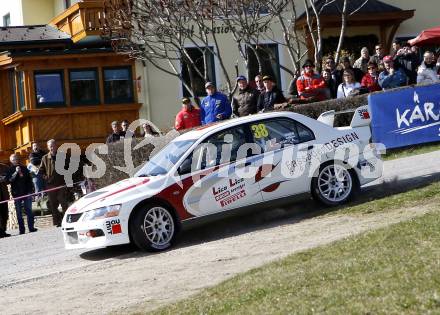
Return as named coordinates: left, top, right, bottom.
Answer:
left=251, top=124, right=269, bottom=138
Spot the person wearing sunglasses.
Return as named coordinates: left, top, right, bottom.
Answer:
left=361, top=61, right=382, bottom=92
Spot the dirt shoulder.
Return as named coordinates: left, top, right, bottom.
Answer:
left=2, top=202, right=437, bottom=315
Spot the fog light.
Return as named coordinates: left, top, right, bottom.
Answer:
left=85, top=229, right=104, bottom=238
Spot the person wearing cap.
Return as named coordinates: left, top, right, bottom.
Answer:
left=378, top=55, right=407, bottom=90
left=232, top=75, right=259, bottom=117
left=257, top=75, right=286, bottom=111
left=296, top=60, right=327, bottom=102
left=199, top=82, right=231, bottom=125
left=106, top=120, right=123, bottom=143
left=175, top=98, right=201, bottom=130
left=353, top=47, right=371, bottom=73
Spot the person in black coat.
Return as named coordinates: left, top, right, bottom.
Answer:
left=0, top=163, right=10, bottom=238
left=257, top=75, right=286, bottom=112
left=6, top=154, right=37, bottom=234
left=232, top=75, right=259, bottom=116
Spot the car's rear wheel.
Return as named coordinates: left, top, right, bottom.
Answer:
left=311, top=162, right=355, bottom=206
left=130, top=204, right=177, bottom=251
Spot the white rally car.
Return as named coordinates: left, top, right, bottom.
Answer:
left=62, top=106, right=381, bottom=251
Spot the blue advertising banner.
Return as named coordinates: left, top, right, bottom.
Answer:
left=369, top=83, right=440, bottom=149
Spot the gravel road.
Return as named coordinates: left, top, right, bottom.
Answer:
left=1, top=150, right=439, bottom=315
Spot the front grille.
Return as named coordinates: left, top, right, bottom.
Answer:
left=66, top=213, right=82, bottom=223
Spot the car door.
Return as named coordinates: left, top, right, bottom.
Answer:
left=181, top=124, right=264, bottom=217
left=249, top=117, right=316, bottom=202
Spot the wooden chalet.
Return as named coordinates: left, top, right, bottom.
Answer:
left=0, top=2, right=140, bottom=162
left=297, top=0, right=415, bottom=56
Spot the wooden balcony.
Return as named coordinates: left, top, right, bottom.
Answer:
left=49, top=0, right=105, bottom=43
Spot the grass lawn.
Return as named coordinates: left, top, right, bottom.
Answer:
left=147, top=183, right=440, bottom=315
left=383, top=141, right=440, bottom=160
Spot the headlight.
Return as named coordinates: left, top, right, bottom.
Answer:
left=82, top=204, right=122, bottom=221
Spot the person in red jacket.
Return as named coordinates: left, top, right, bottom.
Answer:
left=361, top=61, right=382, bottom=92
left=296, top=59, right=327, bottom=101
left=175, top=98, right=201, bottom=131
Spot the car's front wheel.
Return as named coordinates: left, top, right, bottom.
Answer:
left=130, top=204, right=177, bottom=251
left=311, top=162, right=356, bottom=206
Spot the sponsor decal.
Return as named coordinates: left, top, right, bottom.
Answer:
left=213, top=178, right=246, bottom=207
left=323, top=132, right=359, bottom=150
left=68, top=207, right=77, bottom=214
left=394, top=92, right=440, bottom=134
left=358, top=108, right=370, bottom=119
left=251, top=123, right=269, bottom=139
left=106, top=219, right=122, bottom=235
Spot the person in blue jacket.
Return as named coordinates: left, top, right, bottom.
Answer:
left=200, top=82, right=231, bottom=125
left=378, top=55, right=407, bottom=90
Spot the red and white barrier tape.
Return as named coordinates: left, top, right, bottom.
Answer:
left=0, top=180, right=85, bottom=205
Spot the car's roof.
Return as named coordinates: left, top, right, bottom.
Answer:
left=176, top=111, right=313, bottom=141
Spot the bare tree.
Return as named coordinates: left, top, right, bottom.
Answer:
left=334, top=0, right=370, bottom=64
left=103, top=0, right=218, bottom=100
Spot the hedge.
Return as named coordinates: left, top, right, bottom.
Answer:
left=90, top=85, right=418, bottom=189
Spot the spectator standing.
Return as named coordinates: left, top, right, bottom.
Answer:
left=254, top=75, right=265, bottom=93
left=353, top=47, right=371, bottom=73
left=361, top=61, right=382, bottom=92
left=38, top=139, right=69, bottom=227
left=339, top=56, right=364, bottom=83
left=120, top=120, right=133, bottom=139
left=257, top=75, right=286, bottom=112
left=324, top=56, right=342, bottom=87
left=200, top=82, right=231, bottom=125
left=28, top=142, right=46, bottom=201
left=175, top=98, right=201, bottom=130
left=322, top=69, right=338, bottom=99
left=370, top=44, right=386, bottom=70
left=6, top=154, right=37, bottom=234
left=379, top=55, right=407, bottom=90
left=296, top=59, right=327, bottom=101
left=337, top=69, right=362, bottom=98
left=106, top=121, right=123, bottom=143
left=287, top=70, right=300, bottom=98
left=0, top=170, right=10, bottom=238
left=394, top=44, right=419, bottom=84
left=391, top=40, right=401, bottom=57
left=142, top=122, right=159, bottom=137
left=232, top=76, right=259, bottom=117
left=417, top=51, right=439, bottom=85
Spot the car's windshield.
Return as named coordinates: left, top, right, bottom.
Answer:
left=134, top=139, right=196, bottom=177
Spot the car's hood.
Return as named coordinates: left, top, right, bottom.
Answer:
left=66, top=176, right=165, bottom=214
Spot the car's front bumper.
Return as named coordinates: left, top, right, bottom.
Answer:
left=61, top=217, right=130, bottom=249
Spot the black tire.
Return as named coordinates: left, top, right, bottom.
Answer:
left=129, top=204, right=177, bottom=252
left=311, top=161, right=356, bottom=206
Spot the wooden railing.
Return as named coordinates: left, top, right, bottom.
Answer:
left=49, top=0, right=105, bottom=43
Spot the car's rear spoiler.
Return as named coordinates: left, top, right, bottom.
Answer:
left=317, top=105, right=371, bottom=128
